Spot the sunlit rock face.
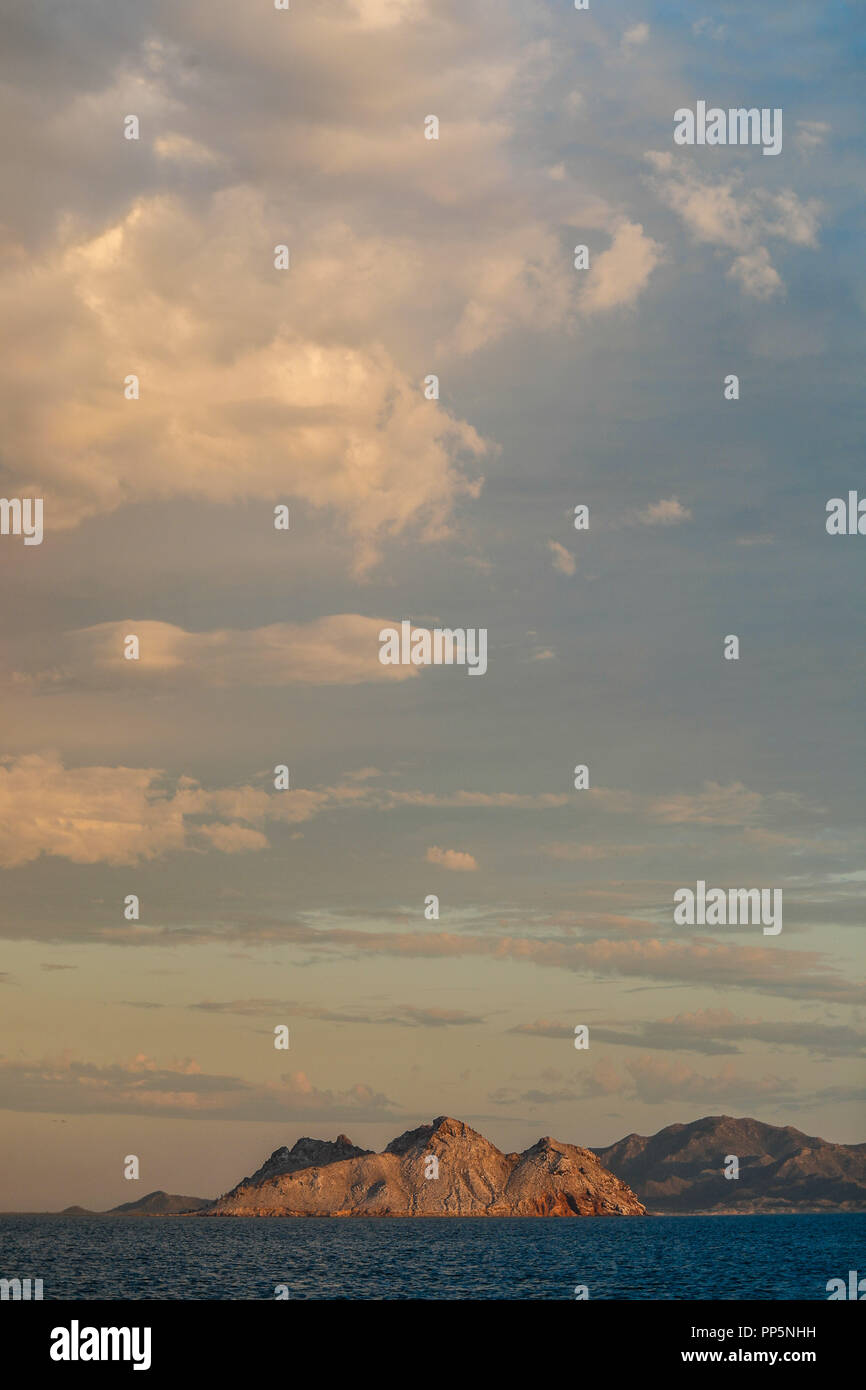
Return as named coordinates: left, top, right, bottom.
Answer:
left=207, top=1116, right=646, bottom=1217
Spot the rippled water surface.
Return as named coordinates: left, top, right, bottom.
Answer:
left=0, top=1213, right=862, bottom=1300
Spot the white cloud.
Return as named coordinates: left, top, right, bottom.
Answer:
left=638, top=497, right=692, bottom=526
left=645, top=153, right=821, bottom=299
left=153, top=133, right=219, bottom=164
left=0, top=754, right=350, bottom=867
left=425, top=846, right=478, bottom=872
left=728, top=247, right=783, bottom=300
left=0, top=196, right=491, bottom=573
left=581, top=220, right=663, bottom=313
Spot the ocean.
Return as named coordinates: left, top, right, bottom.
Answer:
left=1, top=1213, right=862, bottom=1300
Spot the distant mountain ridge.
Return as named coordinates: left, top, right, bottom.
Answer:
left=59, top=1191, right=211, bottom=1216
left=209, top=1115, right=645, bottom=1217
left=110, top=1190, right=212, bottom=1215
left=594, top=1115, right=866, bottom=1212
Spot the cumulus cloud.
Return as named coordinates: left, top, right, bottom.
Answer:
left=426, top=846, right=478, bottom=872
left=0, top=195, right=488, bottom=572
left=0, top=754, right=364, bottom=867
left=728, top=246, right=783, bottom=300
left=637, top=497, right=692, bottom=526
left=581, top=220, right=663, bottom=313
left=644, top=152, right=821, bottom=298
left=197, top=823, right=270, bottom=854
left=0, top=754, right=191, bottom=867
left=153, top=132, right=220, bottom=165
left=0, top=1, right=662, bottom=570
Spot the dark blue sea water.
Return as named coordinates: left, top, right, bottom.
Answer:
left=0, top=1214, right=862, bottom=1300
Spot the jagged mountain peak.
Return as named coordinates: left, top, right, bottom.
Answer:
left=223, top=1132, right=373, bottom=1199
left=385, top=1115, right=489, bottom=1156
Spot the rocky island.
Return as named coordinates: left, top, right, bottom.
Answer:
left=208, top=1115, right=646, bottom=1217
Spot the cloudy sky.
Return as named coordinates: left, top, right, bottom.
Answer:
left=1, top=0, right=864, bottom=1209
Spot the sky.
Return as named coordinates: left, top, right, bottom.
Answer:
left=0, top=0, right=864, bottom=1210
